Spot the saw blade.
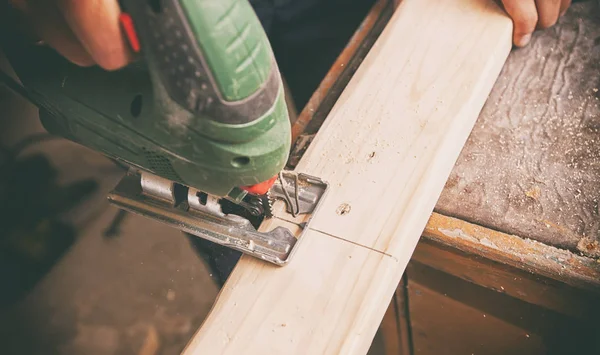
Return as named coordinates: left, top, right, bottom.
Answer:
left=261, top=191, right=274, bottom=219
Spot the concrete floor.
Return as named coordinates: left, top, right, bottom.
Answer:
left=0, top=207, right=219, bottom=355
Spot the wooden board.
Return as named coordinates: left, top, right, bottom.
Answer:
left=183, top=0, right=512, bottom=353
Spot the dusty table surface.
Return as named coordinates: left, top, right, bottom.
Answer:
left=437, top=0, right=600, bottom=258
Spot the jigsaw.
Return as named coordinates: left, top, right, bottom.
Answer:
left=1, top=0, right=328, bottom=265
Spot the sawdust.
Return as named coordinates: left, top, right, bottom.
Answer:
left=577, top=237, right=600, bottom=258
left=524, top=186, right=541, bottom=200
left=166, top=289, right=176, bottom=301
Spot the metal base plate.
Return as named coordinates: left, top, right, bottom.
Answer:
left=107, top=171, right=328, bottom=266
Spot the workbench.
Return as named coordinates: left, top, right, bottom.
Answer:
left=288, top=0, right=600, bottom=354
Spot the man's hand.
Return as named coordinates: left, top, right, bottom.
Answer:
left=501, top=0, right=571, bottom=47
left=8, top=0, right=132, bottom=71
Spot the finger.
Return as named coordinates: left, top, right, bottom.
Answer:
left=502, top=0, right=538, bottom=47
left=18, top=0, right=95, bottom=66
left=58, top=0, right=133, bottom=71
left=559, top=0, right=572, bottom=16
left=535, top=0, right=561, bottom=29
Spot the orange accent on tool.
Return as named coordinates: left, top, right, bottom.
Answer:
left=241, top=175, right=278, bottom=195
left=119, top=13, right=140, bottom=53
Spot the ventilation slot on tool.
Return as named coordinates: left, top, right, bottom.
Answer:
left=142, top=148, right=183, bottom=183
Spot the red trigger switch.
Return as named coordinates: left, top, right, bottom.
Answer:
left=119, top=13, right=141, bottom=53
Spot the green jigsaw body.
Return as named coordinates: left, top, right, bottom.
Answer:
left=6, top=0, right=291, bottom=197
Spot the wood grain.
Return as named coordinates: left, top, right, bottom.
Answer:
left=184, top=0, right=512, bottom=353
left=186, top=229, right=399, bottom=354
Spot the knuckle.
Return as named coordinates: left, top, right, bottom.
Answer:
left=516, top=12, right=538, bottom=33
